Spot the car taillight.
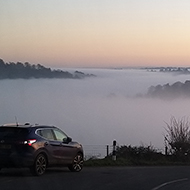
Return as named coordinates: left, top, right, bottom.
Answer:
left=24, top=139, right=37, bottom=146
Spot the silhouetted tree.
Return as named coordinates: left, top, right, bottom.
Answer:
left=0, top=59, right=95, bottom=79
left=147, top=81, right=190, bottom=99
left=165, top=116, right=190, bottom=160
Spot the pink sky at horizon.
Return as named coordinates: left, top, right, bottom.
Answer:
left=1, top=0, right=190, bottom=68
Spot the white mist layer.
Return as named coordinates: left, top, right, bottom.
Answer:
left=0, top=69, right=190, bottom=155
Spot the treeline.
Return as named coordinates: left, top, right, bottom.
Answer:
left=0, top=59, right=95, bottom=79
left=145, top=67, right=190, bottom=74
left=146, top=80, right=190, bottom=99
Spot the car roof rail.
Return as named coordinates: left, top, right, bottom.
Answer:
left=1, top=123, right=31, bottom=127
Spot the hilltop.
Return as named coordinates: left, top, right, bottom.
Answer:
left=144, top=67, right=190, bottom=74
left=0, top=59, right=95, bottom=79
left=146, top=80, right=190, bottom=99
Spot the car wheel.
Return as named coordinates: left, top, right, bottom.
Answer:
left=30, top=153, right=47, bottom=176
left=68, top=153, right=83, bottom=172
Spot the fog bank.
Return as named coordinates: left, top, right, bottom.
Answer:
left=0, top=68, right=190, bottom=155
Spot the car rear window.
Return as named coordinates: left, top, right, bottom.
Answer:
left=0, top=127, right=30, bottom=139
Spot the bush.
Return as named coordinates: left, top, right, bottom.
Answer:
left=165, top=116, right=190, bottom=161
left=113, top=145, right=163, bottom=162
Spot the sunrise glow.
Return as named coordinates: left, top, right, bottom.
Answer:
left=1, top=0, right=190, bottom=68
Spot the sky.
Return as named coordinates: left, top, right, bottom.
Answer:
left=1, top=0, right=190, bottom=68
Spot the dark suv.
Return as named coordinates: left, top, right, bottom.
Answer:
left=0, top=123, right=84, bottom=176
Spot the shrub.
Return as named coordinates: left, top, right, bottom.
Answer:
left=114, top=145, right=163, bottom=162
left=165, top=116, right=190, bottom=161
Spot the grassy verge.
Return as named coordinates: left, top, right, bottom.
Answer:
left=84, top=157, right=190, bottom=167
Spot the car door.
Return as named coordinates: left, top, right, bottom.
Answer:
left=38, top=128, right=62, bottom=164
left=52, top=129, right=76, bottom=164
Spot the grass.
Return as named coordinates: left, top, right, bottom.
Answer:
left=84, top=156, right=190, bottom=167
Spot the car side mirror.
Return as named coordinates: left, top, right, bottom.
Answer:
left=67, top=137, right=72, bottom=143
left=63, top=137, right=72, bottom=143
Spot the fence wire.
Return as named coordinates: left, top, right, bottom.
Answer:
left=83, top=145, right=113, bottom=159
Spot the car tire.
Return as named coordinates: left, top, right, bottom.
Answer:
left=68, top=153, right=84, bottom=172
left=30, top=153, right=47, bottom=176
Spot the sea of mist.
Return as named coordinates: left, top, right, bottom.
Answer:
left=1, top=68, right=190, bottom=156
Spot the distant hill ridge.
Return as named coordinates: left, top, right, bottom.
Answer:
left=145, top=67, right=190, bottom=74
left=0, top=59, right=95, bottom=79
left=146, top=80, right=190, bottom=99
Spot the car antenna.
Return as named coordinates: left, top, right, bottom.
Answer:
left=15, top=116, right=19, bottom=126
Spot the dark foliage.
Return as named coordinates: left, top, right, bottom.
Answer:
left=146, top=80, right=190, bottom=99
left=0, top=59, right=95, bottom=79
left=165, top=117, right=190, bottom=161
left=112, top=145, right=164, bottom=164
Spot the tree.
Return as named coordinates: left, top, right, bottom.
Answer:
left=165, top=116, right=190, bottom=159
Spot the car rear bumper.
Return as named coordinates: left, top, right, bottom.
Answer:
left=0, top=152, right=34, bottom=168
